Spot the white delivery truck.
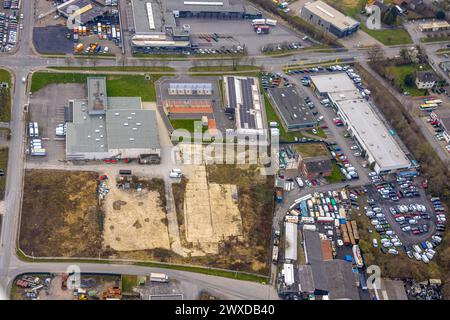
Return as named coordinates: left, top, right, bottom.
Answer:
left=150, top=273, right=169, bottom=283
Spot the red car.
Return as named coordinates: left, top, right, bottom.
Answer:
left=111, top=159, right=118, bottom=164
left=105, top=159, right=111, bottom=163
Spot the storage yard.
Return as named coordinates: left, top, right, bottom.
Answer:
left=33, top=0, right=121, bottom=55
left=11, top=273, right=122, bottom=300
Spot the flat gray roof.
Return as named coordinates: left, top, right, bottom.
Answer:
left=302, top=1, right=359, bottom=31
left=67, top=78, right=160, bottom=155
left=338, top=98, right=410, bottom=169
left=106, top=109, right=160, bottom=150
left=312, top=72, right=410, bottom=171
left=165, top=0, right=259, bottom=14
left=131, top=0, right=177, bottom=34
left=66, top=99, right=109, bottom=154
left=310, top=73, right=356, bottom=93
left=87, top=77, right=108, bottom=114
left=268, top=87, right=316, bottom=129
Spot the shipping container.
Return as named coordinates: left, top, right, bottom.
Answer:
left=351, top=220, right=360, bottom=242
left=346, top=221, right=356, bottom=245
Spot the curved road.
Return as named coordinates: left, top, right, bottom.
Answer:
left=0, top=0, right=432, bottom=300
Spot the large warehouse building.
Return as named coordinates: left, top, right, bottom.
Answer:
left=300, top=1, right=360, bottom=38
left=310, top=73, right=411, bottom=174
left=223, top=76, right=265, bottom=137
left=66, top=77, right=160, bottom=160
left=267, top=87, right=317, bottom=131
left=130, top=0, right=261, bottom=50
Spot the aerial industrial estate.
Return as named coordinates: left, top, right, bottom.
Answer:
left=0, top=0, right=450, bottom=309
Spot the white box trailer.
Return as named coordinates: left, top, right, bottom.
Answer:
left=150, top=273, right=169, bottom=282
left=266, top=19, right=277, bottom=26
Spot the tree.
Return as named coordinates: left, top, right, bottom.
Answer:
left=436, top=10, right=446, bottom=20
left=399, top=48, right=409, bottom=61
left=404, top=74, right=415, bottom=87
left=367, top=44, right=385, bottom=64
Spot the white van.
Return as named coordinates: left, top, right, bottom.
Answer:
left=413, top=245, right=422, bottom=254
left=269, top=121, right=279, bottom=128
left=421, top=254, right=430, bottom=264
left=413, top=252, right=422, bottom=261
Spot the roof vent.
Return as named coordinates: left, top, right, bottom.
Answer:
left=136, top=123, right=142, bottom=126
left=115, top=113, right=120, bottom=116
left=130, top=138, right=135, bottom=141
left=124, top=123, right=129, bottom=126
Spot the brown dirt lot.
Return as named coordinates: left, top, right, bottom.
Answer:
left=169, top=164, right=273, bottom=274
left=20, top=170, right=103, bottom=257
left=103, top=175, right=170, bottom=252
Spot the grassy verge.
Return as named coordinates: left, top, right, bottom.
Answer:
left=421, top=36, right=450, bottom=43
left=189, top=65, right=260, bottom=72
left=135, top=261, right=268, bottom=283
left=30, top=72, right=171, bottom=102
left=325, top=161, right=345, bottom=183
left=361, top=25, right=413, bottom=45
left=306, top=126, right=327, bottom=138
left=49, top=66, right=174, bottom=72
left=0, top=147, right=9, bottom=200
left=121, top=275, right=138, bottom=293
left=0, top=69, right=12, bottom=122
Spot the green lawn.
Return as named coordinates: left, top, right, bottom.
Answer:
left=326, top=161, right=345, bottom=183
left=0, top=147, right=9, bottom=200
left=264, top=93, right=303, bottom=142
left=421, top=36, right=450, bottom=43
left=386, top=64, right=430, bottom=96
left=361, top=25, right=413, bottom=45
left=306, top=126, right=327, bottom=138
left=170, top=119, right=206, bottom=133
left=121, top=275, right=137, bottom=293
left=31, top=72, right=169, bottom=102
left=0, top=69, right=12, bottom=122
left=294, top=143, right=329, bottom=158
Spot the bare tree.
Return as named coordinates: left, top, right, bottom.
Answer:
left=65, top=56, right=73, bottom=67
left=367, top=44, right=385, bottom=64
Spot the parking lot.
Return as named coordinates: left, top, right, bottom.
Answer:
left=0, top=0, right=22, bottom=53
left=27, top=83, right=86, bottom=164
left=182, top=18, right=304, bottom=56
left=33, top=26, right=74, bottom=54
left=361, top=172, right=445, bottom=263
left=365, top=175, right=436, bottom=243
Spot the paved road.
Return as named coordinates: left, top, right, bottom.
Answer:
left=0, top=0, right=446, bottom=300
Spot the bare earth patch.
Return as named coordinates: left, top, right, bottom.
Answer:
left=183, top=166, right=242, bottom=255
left=103, top=174, right=170, bottom=252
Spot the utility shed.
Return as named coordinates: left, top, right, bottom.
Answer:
left=285, top=222, right=298, bottom=261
